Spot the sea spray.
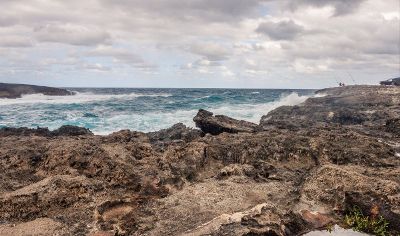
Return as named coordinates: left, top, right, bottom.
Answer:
left=0, top=88, right=315, bottom=134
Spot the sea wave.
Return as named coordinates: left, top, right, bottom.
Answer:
left=0, top=90, right=312, bottom=135
left=93, top=92, right=310, bottom=134
left=0, top=92, right=173, bottom=105
left=209, top=92, right=309, bottom=123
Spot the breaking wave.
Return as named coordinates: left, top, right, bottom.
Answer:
left=0, top=88, right=314, bottom=134
left=0, top=92, right=172, bottom=105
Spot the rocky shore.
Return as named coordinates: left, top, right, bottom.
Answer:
left=0, top=83, right=73, bottom=98
left=0, top=85, right=399, bottom=235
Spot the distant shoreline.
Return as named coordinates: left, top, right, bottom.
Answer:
left=0, top=83, right=74, bottom=99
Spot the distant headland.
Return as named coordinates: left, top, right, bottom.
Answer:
left=0, top=83, right=73, bottom=99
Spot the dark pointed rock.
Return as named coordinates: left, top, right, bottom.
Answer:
left=193, top=109, right=258, bottom=135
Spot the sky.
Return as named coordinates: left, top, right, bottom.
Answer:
left=0, top=0, right=399, bottom=88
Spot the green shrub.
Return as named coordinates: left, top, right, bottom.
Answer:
left=344, top=206, right=389, bottom=236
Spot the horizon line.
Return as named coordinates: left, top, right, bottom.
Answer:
left=0, top=81, right=323, bottom=90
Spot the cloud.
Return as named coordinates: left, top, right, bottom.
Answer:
left=256, top=20, right=305, bottom=40
left=0, top=36, right=34, bottom=47
left=189, top=42, right=232, bottom=61
left=0, top=0, right=398, bottom=87
left=80, top=63, right=112, bottom=72
left=0, top=16, right=18, bottom=27
left=181, top=59, right=221, bottom=70
left=98, top=0, right=267, bottom=23
left=34, top=24, right=111, bottom=46
left=233, top=43, right=265, bottom=52
left=180, top=58, right=235, bottom=78
left=87, top=46, right=143, bottom=64
left=289, top=0, right=367, bottom=16
left=86, top=46, right=158, bottom=70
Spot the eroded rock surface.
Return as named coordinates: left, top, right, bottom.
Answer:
left=0, top=85, right=399, bottom=235
left=261, top=85, right=400, bottom=131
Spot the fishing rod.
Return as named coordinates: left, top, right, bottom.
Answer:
left=333, top=73, right=340, bottom=86
left=347, top=72, right=357, bottom=85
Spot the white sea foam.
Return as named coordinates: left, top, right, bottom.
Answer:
left=0, top=92, right=172, bottom=105
left=0, top=91, right=312, bottom=135
left=195, top=95, right=211, bottom=100
left=314, top=92, right=328, bottom=98
left=209, top=92, right=309, bottom=123
left=91, top=92, right=310, bottom=134
left=92, top=109, right=198, bottom=134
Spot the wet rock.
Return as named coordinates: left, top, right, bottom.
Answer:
left=0, top=125, right=93, bottom=137
left=52, top=125, right=93, bottom=136
left=103, top=129, right=148, bottom=143
left=194, top=109, right=258, bottom=135
left=147, top=123, right=203, bottom=143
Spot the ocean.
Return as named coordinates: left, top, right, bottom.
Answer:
left=0, top=88, right=315, bottom=134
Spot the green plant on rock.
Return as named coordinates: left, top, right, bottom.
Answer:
left=344, top=206, right=389, bottom=236
left=325, top=223, right=334, bottom=233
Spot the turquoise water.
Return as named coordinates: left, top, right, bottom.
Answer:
left=0, top=88, right=314, bottom=134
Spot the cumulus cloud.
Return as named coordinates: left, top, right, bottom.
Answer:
left=87, top=46, right=158, bottom=70
left=289, top=0, right=367, bottom=16
left=34, top=24, right=111, bottom=46
left=189, top=42, right=232, bottom=61
left=98, top=0, right=267, bottom=23
left=0, top=36, right=34, bottom=47
left=0, top=16, right=18, bottom=27
left=256, top=20, right=305, bottom=40
left=180, top=58, right=235, bottom=78
left=87, top=47, right=143, bottom=64
left=80, top=63, right=112, bottom=72
left=0, top=0, right=398, bottom=87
